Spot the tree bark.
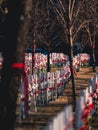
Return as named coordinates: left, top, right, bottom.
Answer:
left=69, top=27, right=76, bottom=111
left=92, top=34, right=96, bottom=72
left=47, top=47, right=50, bottom=72
left=0, top=0, right=32, bottom=130
left=86, top=27, right=96, bottom=72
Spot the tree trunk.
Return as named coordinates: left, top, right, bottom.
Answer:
left=0, top=1, right=32, bottom=130
left=69, top=27, right=76, bottom=111
left=92, top=34, right=96, bottom=72
left=87, top=28, right=96, bottom=72
left=32, top=42, right=36, bottom=73
left=47, top=48, right=50, bottom=72
left=32, top=1, right=36, bottom=74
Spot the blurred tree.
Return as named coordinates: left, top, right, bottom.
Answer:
left=0, top=0, right=32, bottom=130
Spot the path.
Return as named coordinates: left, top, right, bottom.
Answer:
left=15, top=66, right=98, bottom=130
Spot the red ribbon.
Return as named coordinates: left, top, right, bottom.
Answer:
left=89, top=103, right=94, bottom=110
left=12, top=63, right=24, bottom=69
left=81, top=111, right=90, bottom=119
left=48, top=87, right=53, bottom=90
left=41, top=88, right=47, bottom=91
left=89, top=93, right=94, bottom=97
left=80, top=126, right=88, bottom=130
left=58, top=83, right=62, bottom=87
left=34, top=90, right=40, bottom=95
left=33, top=56, right=36, bottom=60
left=83, top=119, right=88, bottom=124
left=71, top=68, right=77, bottom=76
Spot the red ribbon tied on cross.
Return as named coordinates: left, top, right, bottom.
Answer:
left=12, top=63, right=24, bottom=70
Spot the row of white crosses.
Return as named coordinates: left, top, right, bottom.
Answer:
left=23, top=53, right=89, bottom=107
left=76, top=73, right=98, bottom=130
left=18, top=60, right=71, bottom=122
left=34, top=53, right=47, bottom=72
left=24, top=53, right=32, bottom=75
left=31, top=52, right=90, bottom=73
left=80, top=53, right=90, bottom=67
left=44, top=105, right=74, bottom=130
left=33, top=53, right=69, bottom=72
left=18, top=52, right=90, bottom=121
left=73, top=53, right=90, bottom=71
left=73, top=54, right=81, bottom=71
left=50, top=53, right=69, bottom=66
left=27, top=62, right=71, bottom=112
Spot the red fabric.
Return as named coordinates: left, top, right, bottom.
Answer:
left=72, top=68, right=77, bottom=77
left=83, top=119, right=88, bottom=124
left=81, top=111, right=90, bottom=119
left=48, top=87, right=53, bottom=90
left=41, top=88, right=47, bottom=91
left=58, top=83, right=62, bottom=87
left=89, top=103, right=94, bottom=111
left=96, top=92, right=98, bottom=95
left=84, top=106, right=89, bottom=111
left=12, top=63, right=24, bottom=69
left=33, top=56, right=36, bottom=60
left=84, top=103, right=94, bottom=112
left=34, top=90, right=40, bottom=95
left=80, top=126, right=88, bottom=130
left=89, top=93, right=94, bottom=97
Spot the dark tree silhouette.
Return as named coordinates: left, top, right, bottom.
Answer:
left=0, top=0, right=32, bottom=130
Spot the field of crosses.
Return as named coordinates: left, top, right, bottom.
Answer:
left=1, top=52, right=98, bottom=130
left=19, top=53, right=90, bottom=116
